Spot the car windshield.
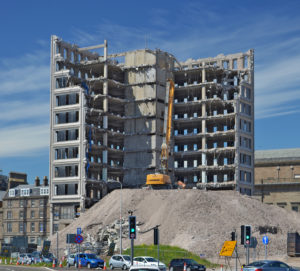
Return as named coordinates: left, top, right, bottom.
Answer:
left=87, top=254, right=98, bottom=259
left=145, top=257, right=157, bottom=262
left=123, top=256, right=131, bottom=261
left=247, top=261, right=267, bottom=267
left=185, top=259, right=198, bottom=265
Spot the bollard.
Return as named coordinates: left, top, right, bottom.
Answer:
left=5, top=259, right=7, bottom=265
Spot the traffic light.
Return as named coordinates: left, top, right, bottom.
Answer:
left=241, top=225, right=245, bottom=245
left=231, top=231, right=236, bottom=241
left=129, top=216, right=136, bottom=239
left=154, top=227, right=159, bottom=245
left=245, top=225, right=251, bottom=244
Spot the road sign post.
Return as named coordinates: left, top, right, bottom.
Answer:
left=262, top=236, right=269, bottom=259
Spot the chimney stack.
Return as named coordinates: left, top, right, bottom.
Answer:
left=43, top=176, right=48, bottom=186
left=35, top=176, right=40, bottom=187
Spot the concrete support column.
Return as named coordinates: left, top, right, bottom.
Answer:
left=201, top=65, right=207, bottom=183
left=201, top=170, right=207, bottom=183
left=102, top=40, right=108, bottom=182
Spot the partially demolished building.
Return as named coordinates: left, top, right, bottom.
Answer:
left=50, top=36, right=254, bottom=233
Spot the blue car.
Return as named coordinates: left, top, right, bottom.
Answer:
left=74, top=253, right=104, bottom=269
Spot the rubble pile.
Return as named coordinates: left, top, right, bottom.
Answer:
left=50, top=189, right=300, bottom=258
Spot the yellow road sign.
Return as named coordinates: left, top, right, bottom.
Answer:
left=219, top=241, right=237, bottom=257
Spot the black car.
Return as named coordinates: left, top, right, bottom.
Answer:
left=169, top=259, right=206, bottom=271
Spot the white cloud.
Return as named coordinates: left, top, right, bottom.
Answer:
left=0, top=100, right=49, bottom=122
left=0, top=50, right=49, bottom=95
left=0, top=124, right=49, bottom=157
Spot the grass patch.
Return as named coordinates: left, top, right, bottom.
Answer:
left=122, top=244, right=218, bottom=268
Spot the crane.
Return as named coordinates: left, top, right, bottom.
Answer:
left=145, top=79, right=175, bottom=188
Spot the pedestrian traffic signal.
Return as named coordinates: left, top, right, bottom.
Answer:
left=231, top=231, right=236, bottom=241
left=154, top=227, right=159, bottom=245
left=129, top=216, right=136, bottom=239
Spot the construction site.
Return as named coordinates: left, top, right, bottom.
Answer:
left=50, top=36, right=254, bottom=233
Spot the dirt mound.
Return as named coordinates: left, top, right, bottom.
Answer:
left=50, top=189, right=300, bottom=258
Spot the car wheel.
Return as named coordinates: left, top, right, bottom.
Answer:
left=87, top=263, right=91, bottom=269
left=110, top=264, right=114, bottom=269
left=170, top=267, right=174, bottom=271
left=122, top=264, right=127, bottom=270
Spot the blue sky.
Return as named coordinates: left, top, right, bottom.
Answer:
left=1, top=0, right=300, bottom=183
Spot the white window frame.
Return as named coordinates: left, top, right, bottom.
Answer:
left=21, top=188, right=30, bottom=197
left=40, top=187, right=49, bottom=195
left=9, top=189, right=15, bottom=197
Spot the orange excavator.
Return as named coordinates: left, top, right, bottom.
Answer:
left=146, top=79, right=175, bottom=188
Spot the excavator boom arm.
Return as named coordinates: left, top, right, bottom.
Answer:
left=161, top=79, right=175, bottom=173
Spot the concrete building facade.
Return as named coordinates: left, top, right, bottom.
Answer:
left=2, top=177, right=50, bottom=245
left=50, top=36, right=254, bottom=233
left=254, top=148, right=300, bottom=211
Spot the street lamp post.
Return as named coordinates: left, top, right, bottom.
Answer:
left=118, top=181, right=123, bottom=254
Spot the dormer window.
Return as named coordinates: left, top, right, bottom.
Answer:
left=40, top=187, right=49, bottom=196
left=20, top=188, right=30, bottom=197
left=9, top=189, right=15, bottom=197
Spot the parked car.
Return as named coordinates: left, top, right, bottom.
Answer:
left=31, top=251, right=56, bottom=264
left=109, top=254, right=131, bottom=270
left=130, top=266, right=160, bottom=271
left=242, top=260, right=298, bottom=271
left=133, top=257, right=166, bottom=271
left=17, top=253, right=33, bottom=264
left=169, top=259, right=206, bottom=271
left=74, top=253, right=104, bottom=268
left=67, top=253, right=76, bottom=267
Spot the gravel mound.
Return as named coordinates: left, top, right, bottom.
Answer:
left=50, top=189, right=300, bottom=258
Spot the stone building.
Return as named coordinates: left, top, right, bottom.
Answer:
left=50, top=36, right=254, bottom=233
left=254, top=148, right=300, bottom=211
left=2, top=177, right=50, bottom=245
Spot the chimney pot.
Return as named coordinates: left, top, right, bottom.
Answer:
left=35, top=176, right=40, bottom=187
left=43, top=176, right=48, bottom=186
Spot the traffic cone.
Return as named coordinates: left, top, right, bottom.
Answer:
left=10, top=258, right=12, bottom=265
left=22, top=260, right=24, bottom=265
left=183, top=262, right=187, bottom=271
left=16, top=261, right=19, bottom=266
left=79, top=259, right=82, bottom=268
left=59, top=260, right=63, bottom=268
left=52, top=259, right=56, bottom=268
left=220, top=264, right=223, bottom=271
left=103, top=262, right=106, bottom=270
